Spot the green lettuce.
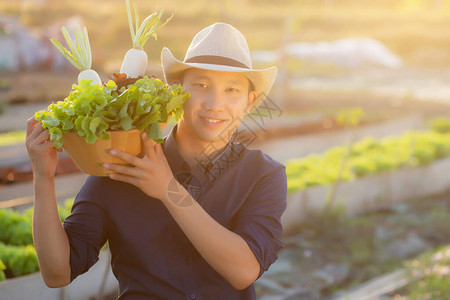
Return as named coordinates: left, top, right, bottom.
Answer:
left=35, top=77, right=190, bottom=148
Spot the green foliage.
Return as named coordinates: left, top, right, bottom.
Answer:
left=50, top=25, right=93, bottom=71
left=125, top=1, right=173, bottom=49
left=405, top=245, right=450, bottom=298
left=0, top=259, right=5, bottom=282
left=429, top=117, right=450, bottom=134
left=289, top=196, right=450, bottom=297
left=286, top=130, right=450, bottom=193
left=0, top=210, right=33, bottom=246
left=35, top=77, right=189, bottom=148
left=58, top=198, right=75, bottom=222
left=0, top=198, right=75, bottom=279
left=286, top=152, right=354, bottom=193
left=0, top=242, right=39, bottom=277
left=0, top=130, right=26, bottom=146
left=337, top=107, right=365, bottom=127
left=0, top=199, right=74, bottom=247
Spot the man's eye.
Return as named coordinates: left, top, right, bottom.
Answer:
left=227, top=88, right=239, bottom=92
left=194, top=83, right=207, bottom=88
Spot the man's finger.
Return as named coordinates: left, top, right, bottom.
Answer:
left=26, top=117, right=38, bottom=137
left=108, top=172, right=138, bottom=186
left=109, top=149, right=146, bottom=169
left=103, top=162, right=144, bottom=178
left=35, top=140, right=57, bottom=151
left=35, top=129, right=50, bottom=144
left=154, top=143, right=166, bottom=159
left=27, top=122, right=45, bottom=144
left=142, top=132, right=156, bottom=160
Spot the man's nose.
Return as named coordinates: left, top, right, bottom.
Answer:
left=203, top=88, right=225, bottom=111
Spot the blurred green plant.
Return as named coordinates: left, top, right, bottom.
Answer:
left=288, top=195, right=450, bottom=297
left=0, top=242, right=38, bottom=277
left=0, top=198, right=74, bottom=280
left=0, top=131, right=26, bottom=146
left=404, top=245, right=450, bottom=298
left=286, top=129, right=450, bottom=194
left=336, top=107, right=365, bottom=127
left=0, top=258, right=5, bottom=282
left=429, top=117, right=450, bottom=134
left=324, top=107, right=365, bottom=213
left=0, top=210, right=33, bottom=246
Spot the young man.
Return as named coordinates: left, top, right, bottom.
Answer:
left=26, top=22, right=287, bottom=299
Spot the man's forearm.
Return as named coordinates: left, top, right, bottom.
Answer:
left=33, top=175, right=71, bottom=287
left=161, top=183, right=260, bottom=290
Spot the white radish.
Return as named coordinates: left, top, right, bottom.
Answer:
left=78, top=69, right=102, bottom=86
left=120, top=49, right=148, bottom=78
left=50, top=25, right=102, bottom=86
left=120, top=0, right=172, bottom=78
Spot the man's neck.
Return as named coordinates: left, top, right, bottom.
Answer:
left=173, top=125, right=228, bottom=171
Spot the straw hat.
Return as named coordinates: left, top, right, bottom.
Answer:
left=161, top=22, right=278, bottom=110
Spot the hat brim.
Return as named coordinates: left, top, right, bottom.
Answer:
left=161, top=47, right=278, bottom=110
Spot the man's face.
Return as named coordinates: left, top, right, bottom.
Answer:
left=177, top=68, right=256, bottom=145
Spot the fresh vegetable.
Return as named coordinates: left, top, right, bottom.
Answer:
left=0, top=209, right=32, bottom=246
left=120, top=0, right=173, bottom=78
left=0, top=199, right=74, bottom=279
left=429, top=117, right=450, bottom=134
left=286, top=130, right=450, bottom=193
left=0, top=242, right=38, bottom=277
left=50, top=25, right=102, bottom=86
left=0, top=259, right=5, bottom=282
left=0, top=130, right=26, bottom=146
left=35, top=76, right=189, bottom=148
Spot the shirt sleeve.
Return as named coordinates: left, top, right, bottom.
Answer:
left=232, top=164, right=287, bottom=279
left=63, top=176, right=108, bottom=282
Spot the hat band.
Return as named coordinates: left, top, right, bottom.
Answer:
left=185, top=55, right=250, bottom=69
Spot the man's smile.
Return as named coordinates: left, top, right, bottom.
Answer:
left=199, top=115, right=228, bottom=127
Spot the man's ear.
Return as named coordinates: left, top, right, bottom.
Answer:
left=245, top=91, right=257, bottom=114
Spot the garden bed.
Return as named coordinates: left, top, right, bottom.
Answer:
left=0, top=198, right=118, bottom=300
left=282, top=155, right=450, bottom=235
left=256, top=193, right=450, bottom=299
left=0, top=250, right=118, bottom=300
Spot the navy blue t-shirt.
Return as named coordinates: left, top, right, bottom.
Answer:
left=63, top=125, right=287, bottom=299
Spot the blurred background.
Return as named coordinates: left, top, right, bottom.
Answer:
left=2, top=0, right=450, bottom=106
left=2, top=0, right=450, bottom=299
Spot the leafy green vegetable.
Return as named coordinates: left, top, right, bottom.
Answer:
left=429, top=117, right=450, bottom=134
left=286, top=130, right=450, bottom=193
left=0, top=242, right=38, bottom=277
left=126, top=0, right=173, bottom=50
left=0, top=198, right=75, bottom=279
left=35, top=76, right=190, bottom=148
left=0, top=258, right=5, bottom=282
left=0, top=199, right=75, bottom=247
left=0, top=210, right=32, bottom=246
left=50, top=25, right=93, bottom=71
left=0, top=130, right=26, bottom=146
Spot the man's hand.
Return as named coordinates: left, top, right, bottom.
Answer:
left=103, top=132, right=174, bottom=201
left=25, top=117, right=62, bottom=178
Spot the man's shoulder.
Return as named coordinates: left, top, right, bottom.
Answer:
left=233, top=142, right=285, bottom=172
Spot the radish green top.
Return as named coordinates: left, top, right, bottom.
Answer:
left=50, top=25, right=93, bottom=71
left=126, top=0, right=173, bottom=50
